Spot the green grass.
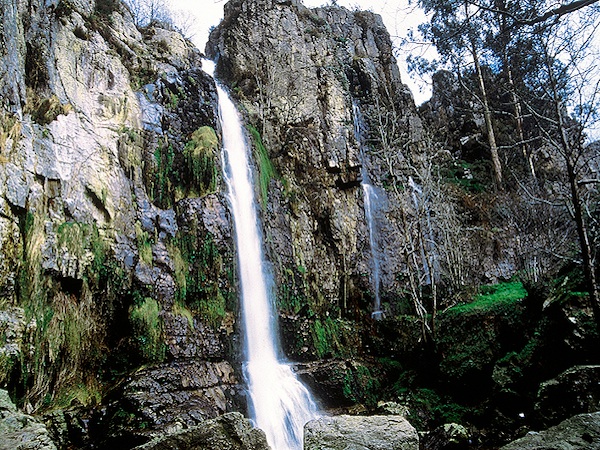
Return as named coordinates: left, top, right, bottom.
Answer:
left=248, top=125, right=276, bottom=208
left=130, top=297, right=165, bottom=363
left=183, top=126, right=219, bottom=198
left=449, top=281, right=527, bottom=314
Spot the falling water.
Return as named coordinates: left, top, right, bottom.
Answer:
left=352, top=101, right=384, bottom=320
left=202, top=61, right=318, bottom=450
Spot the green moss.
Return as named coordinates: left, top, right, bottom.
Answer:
left=182, top=126, right=219, bottom=198
left=135, top=222, right=153, bottom=266
left=310, top=316, right=357, bottom=359
left=395, top=387, right=471, bottom=430
left=151, top=140, right=176, bottom=208
left=442, top=159, right=492, bottom=193
left=341, top=363, right=381, bottom=407
left=448, top=281, right=527, bottom=315
left=437, top=281, right=528, bottom=382
left=130, top=297, right=165, bottom=363
left=173, top=301, right=194, bottom=329
left=248, top=125, right=276, bottom=208
left=171, top=232, right=230, bottom=329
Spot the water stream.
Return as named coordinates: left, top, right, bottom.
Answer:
left=203, top=61, right=318, bottom=450
left=352, top=101, right=384, bottom=319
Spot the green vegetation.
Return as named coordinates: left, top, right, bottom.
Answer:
left=135, top=221, right=153, bottom=265
left=130, top=297, right=165, bottom=363
left=341, top=363, right=381, bottom=407
left=152, top=140, right=176, bottom=208
left=448, top=280, right=527, bottom=315
left=248, top=125, right=276, bottom=208
left=14, top=213, right=118, bottom=411
left=310, top=316, right=357, bottom=359
left=395, top=387, right=471, bottom=431
left=170, top=232, right=231, bottom=329
left=442, top=159, right=492, bottom=193
left=437, top=280, right=528, bottom=381
left=182, top=126, right=219, bottom=198
left=173, top=300, right=194, bottom=329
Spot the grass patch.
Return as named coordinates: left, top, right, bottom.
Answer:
left=135, top=222, right=153, bottom=266
left=248, top=125, right=276, bottom=208
left=171, top=232, right=229, bottom=329
left=182, top=126, right=219, bottom=198
left=449, top=281, right=527, bottom=314
left=130, top=297, right=165, bottom=363
left=311, top=316, right=357, bottom=359
left=173, top=301, right=194, bottom=330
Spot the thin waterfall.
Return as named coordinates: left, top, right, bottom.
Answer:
left=202, top=60, right=318, bottom=450
left=352, top=101, right=384, bottom=319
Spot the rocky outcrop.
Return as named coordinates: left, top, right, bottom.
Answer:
left=535, top=365, right=600, bottom=425
left=500, top=412, right=600, bottom=449
left=207, top=0, right=419, bottom=323
left=421, top=423, right=470, bottom=450
left=0, top=389, right=57, bottom=450
left=0, top=0, right=240, bottom=438
left=304, top=414, right=419, bottom=450
left=131, top=412, right=270, bottom=450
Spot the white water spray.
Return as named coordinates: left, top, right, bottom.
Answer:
left=352, top=101, right=384, bottom=320
left=203, top=60, right=318, bottom=450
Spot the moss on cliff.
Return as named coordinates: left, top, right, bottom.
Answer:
left=182, top=126, right=219, bottom=198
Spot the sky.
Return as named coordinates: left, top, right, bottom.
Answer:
left=168, top=0, right=433, bottom=104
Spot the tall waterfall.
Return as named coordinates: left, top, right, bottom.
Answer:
left=353, top=101, right=384, bottom=319
left=203, top=61, right=318, bottom=450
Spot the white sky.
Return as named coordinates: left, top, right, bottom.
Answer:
left=169, top=0, right=433, bottom=104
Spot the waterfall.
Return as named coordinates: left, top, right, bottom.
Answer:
left=352, top=101, right=384, bottom=320
left=202, top=61, right=318, bottom=450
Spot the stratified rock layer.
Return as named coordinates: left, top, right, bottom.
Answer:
left=0, top=390, right=57, bottom=450
left=500, top=412, right=600, bottom=449
left=304, top=414, right=419, bottom=450
left=132, top=412, right=270, bottom=450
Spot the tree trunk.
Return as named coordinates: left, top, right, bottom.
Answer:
left=466, top=1, right=503, bottom=188
left=547, top=50, right=600, bottom=330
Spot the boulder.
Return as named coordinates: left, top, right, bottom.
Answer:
left=132, top=412, right=270, bottom=450
left=421, top=423, right=470, bottom=450
left=535, top=365, right=600, bottom=425
left=304, top=415, right=419, bottom=450
left=0, top=389, right=57, bottom=450
left=500, top=411, right=600, bottom=449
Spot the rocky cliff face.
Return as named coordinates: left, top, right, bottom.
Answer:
left=0, top=0, right=594, bottom=448
left=0, top=0, right=243, bottom=444
left=207, top=0, right=420, bottom=322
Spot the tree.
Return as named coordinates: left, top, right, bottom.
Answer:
left=519, top=9, right=600, bottom=328
left=416, top=0, right=504, bottom=188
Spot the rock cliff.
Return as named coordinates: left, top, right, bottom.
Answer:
left=0, top=0, right=596, bottom=448
left=0, top=0, right=241, bottom=445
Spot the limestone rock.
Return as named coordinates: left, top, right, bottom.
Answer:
left=0, top=389, right=57, bottom=450
left=207, top=0, right=418, bottom=312
left=132, top=412, right=270, bottom=450
left=500, top=412, right=600, bottom=449
left=111, top=361, right=245, bottom=437
left=421, top=423, right=470, bottom=450
left=304, top=414, right=419, bottom=450
left=535, top=365, right=600, bottom=425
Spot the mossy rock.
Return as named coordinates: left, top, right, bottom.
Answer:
left=436, top=282, right=528, bottom=390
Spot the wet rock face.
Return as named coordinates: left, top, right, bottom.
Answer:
left=304, top=414, right=419, bottom=450
left=207, top=0, right=417, bottom=321
left=104, top=361, right=246, bottom=444
left=500, top=412, right=600, bottom=450
left=132, top=412, right=270, bottom=450
left=0, top=0, right=237, bottom=434
left=535, top=365, right=600, bottom=426
left=0, top=389, right=57, bottom=450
